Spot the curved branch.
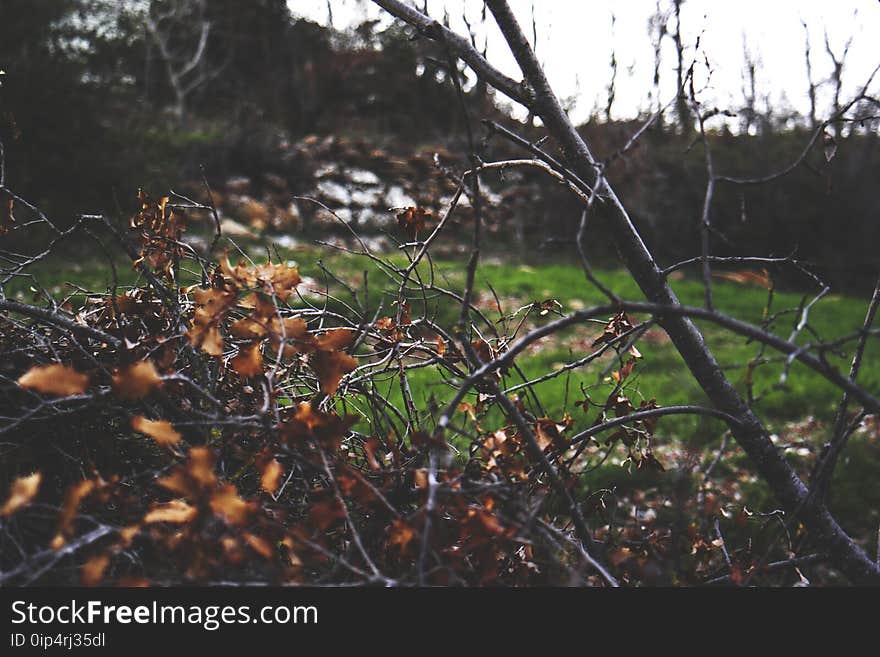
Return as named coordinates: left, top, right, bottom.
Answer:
left=569, top=405, right=740, bottom=446
left=371, top=0, right=529, bottom=106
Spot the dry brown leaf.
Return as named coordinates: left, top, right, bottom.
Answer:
left=277, top=402, right=356, bottom=450
left=612, top=357, right=637, bottom=382
left=210, top=483, right=252, bottom=526
left=315, top=328, right=356, bottom=352
left=18, top=364, right=89, bottom=396
left=1, top=193, right=15, bottom=234
left=187, top=287, right=235, bottom=356
left=396, top=206, right=429, bottom=236
left=143, top=499, right=197, bottom=524
left=118, top=525, right=141, bottom=547
left=51, top=479, right=97, bottom=549
left=131, top=415, right=181, bottom=447
left=268, top=316, right=312, bottom=356
left=229, top=316, right=267, bottom=339
left=712, top=269, right=773, bottom=289
left=470, top=339, right=493, bottom=364
left=81, top=554, right=111, bottom=586
left=387, top=519, right=416, bottom=553
left=112, top=360, right=163, bottom=400
left=0, top=472, right=42, bottom=517
left=260, top=459, right=284, bottom=494
left=243, top=533, right=274, bottom=560
left=310, top=350, right=358, bottom=396
left=230, top=341, right=264, bottom=378
left=220, top=258, right=301, bottom=301
left=187, top=447, right=217, bottom=488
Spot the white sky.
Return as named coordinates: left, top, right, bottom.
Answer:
left=289, top=0, right=880, bottom=125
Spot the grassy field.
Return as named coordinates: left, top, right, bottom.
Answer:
left=15, top=238, right=878, bottom=437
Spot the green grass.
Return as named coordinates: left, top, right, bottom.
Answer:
left=9, top=238, right=878, bottom=443
left=376, top=256, right=877, bottom=442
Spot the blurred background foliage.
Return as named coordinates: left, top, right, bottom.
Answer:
left=0, top=0, right=877, bottom=290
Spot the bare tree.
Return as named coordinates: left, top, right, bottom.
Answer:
left=645, top=0, right=690, bottom=132
left=143, top=0, right=225, bottom=125
left=671, top=0, right=692, bottom=133
left=647, top=1, right=669, bottom=119
left=605, top=13, right=618, bottom=123
left=823, top=26, right=853, bottom=138
left=370, top=0, right=880, bottom=584
left=802, top=20, right=819, bottom=131
left=740, top=36, right=759, bottom=135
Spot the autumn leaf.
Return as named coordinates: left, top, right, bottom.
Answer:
left=638, top=398, right=660, bottom=433
left=230, top=341, right=263, bottom=378
left=396, top=206, right=429, bottom=236
left=611, top=357, right=637, bottom=382
left=535, top=418, right=569, bottom=452
left=609, top=393, right=635, bottom=417
left=156, top=470, right=193, bottom=497
left=315, top=328, right=356, bottom=351
left=387, top=519, right=416, bottom=553
left=0, top=192, right=14, bottom=234
left=187, top=287, right=235, bottom=356
left=536, top=298, right=562, bottom=317
left=116, top=577, right=151, bottom=587
left=220, top=257, right=301, bottom=301
left=243, top=533, right=274, bottom=560
left=0, top=472, right=41, bottom=517
left=609, top=547, right=636, bottom=567
left=131, top=415, right=182, bottom=447
left=260, top=458, right=284, bottom=494
left=268, top=315, right=312, bottom=356
left=130, top=190, right=187, bottom=277
left=375, top=317, right=404, bottom=343
left=112, top=360, right=163, bottom=400
left=470, top=339, right=493, bottom=364
left=592, top=311, right=635, bottom=347
left=187, top=447, right=217, bottom=488
left=111, top=292, right=141, bottom=317
left=637, top=449, right=666, bottom=472
left=51, top=479, right=97, bottom=549
left=18, top=364, right=89, bottom=396
left=712, top=269, right=772, bottom=289
left=118, top=525, right=141, bottom=547
left=469, top=507, right=507, bottom=536
left=81, top=554, right=110, bottom=586
left=311, top=350, right=358, bottom=396
left=229, top=316, right=267, bottom=340
left=143, top=499, right=198, bottom=524
left=278, top=402, right=356, bottom=450
left=210, top=483, right=252, bottom=526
